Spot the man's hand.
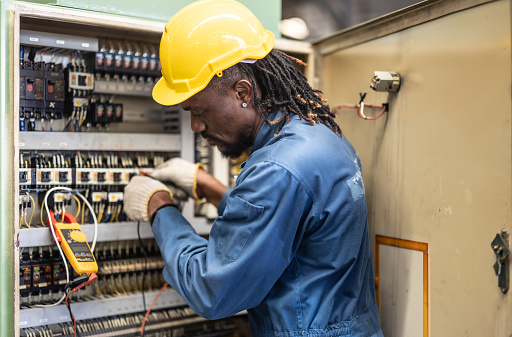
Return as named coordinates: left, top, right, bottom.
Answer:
left=151, top=157, right=228, bottom=208
left=166, top=184, right=189, bottom=203
left=151, top=158, right=203, bottom=199
left=147, top=190, right=174, bottom=221
left=124, top=176, right=173, bottom=222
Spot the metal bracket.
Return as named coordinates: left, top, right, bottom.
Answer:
left=491, top=229, right=509, bottom=293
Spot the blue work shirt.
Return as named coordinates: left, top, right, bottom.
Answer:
left=152, top=111, right=382, bottom=337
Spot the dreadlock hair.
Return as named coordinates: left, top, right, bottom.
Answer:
left=206, top=49, right=342, bottom=137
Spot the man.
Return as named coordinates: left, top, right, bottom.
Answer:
left=123, top=1, right=383, bottom=336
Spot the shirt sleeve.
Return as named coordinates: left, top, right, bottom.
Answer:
left=216, top=187, right=231, bottom=216
left=151, top=161, right=314, bottom=320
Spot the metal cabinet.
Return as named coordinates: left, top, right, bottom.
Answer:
left=314, top=0, right=512, bottom=335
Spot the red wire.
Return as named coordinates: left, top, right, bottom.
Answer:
left=140, top=282, right=169, bottom=336
left=356, top=105, right=387, bottom=120
left=333, top=104, right=387, bottom=120
left=65, top=293, right=77, bottom=336
left=65, top=273, right=98, bottom=337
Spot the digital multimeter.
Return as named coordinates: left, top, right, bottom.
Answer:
left=47, top=211, right=98, bottom=276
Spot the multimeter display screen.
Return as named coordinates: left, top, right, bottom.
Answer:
left=69, top=243, right=92, bottom=254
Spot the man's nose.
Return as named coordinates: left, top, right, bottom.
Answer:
left=190, top=116, right=206, bottom=133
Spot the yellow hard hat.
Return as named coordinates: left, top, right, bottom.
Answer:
left=152, top=0, right=276, bottom=106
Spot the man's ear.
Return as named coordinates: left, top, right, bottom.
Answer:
left=233, top=79, right=253, bottom=105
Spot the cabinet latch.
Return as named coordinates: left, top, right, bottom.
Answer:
left=491, top=229, right=509, bottom=293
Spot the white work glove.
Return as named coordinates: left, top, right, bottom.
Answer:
left=123, top=176, right=173, bottom=222
left=167, top=183, right=188, bottom=203
left=151, top=158, right=204, bottom=199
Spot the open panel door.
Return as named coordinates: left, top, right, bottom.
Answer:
left=315, top=0, right=512, bottom=335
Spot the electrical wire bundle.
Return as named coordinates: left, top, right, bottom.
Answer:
left=332, top=93, right=389, bottom=121
left=38, top=187, right=99, bottom=337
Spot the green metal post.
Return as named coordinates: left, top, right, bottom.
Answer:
left=0, top=0, right=15, bottom=336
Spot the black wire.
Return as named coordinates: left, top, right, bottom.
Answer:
left=137, top=220, right=149, bottom=336
left=28, top=47, right=36, bottom=62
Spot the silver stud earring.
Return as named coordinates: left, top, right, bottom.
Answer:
left=242, top=103, right=248, bottom=108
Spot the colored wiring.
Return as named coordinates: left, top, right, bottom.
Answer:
left=19, top=194, right=35, bottom=229
left=40, top=198, right=47, bottom=227
left=81, top=193, right=88, bottom=225
left=65, top=272, right=98, bottom=337
left=36, top=187, right=98, bottom=308
left=333, top=93, right=389, bottom=121
left=140, top=282, right=168, bottom=336
left=23, top=208, right=30, bottom=228
left=97, top=211, right=104, bottom=224
left=332, top=103, right=388, bottom=121
left=28, top=194, right=35, bottom=227
left=137, top=221, right=148, bottom=312
left=110, top=206, right=117, bottom=223
left=357, top=103, right=387, bottom=120
left=71, top=194, right=81, bottom=219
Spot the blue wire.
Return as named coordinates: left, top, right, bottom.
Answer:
left=62, top=119, right=72, bottom=132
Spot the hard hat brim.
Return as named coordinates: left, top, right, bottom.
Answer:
left=152, top=76, right=203, bottom=106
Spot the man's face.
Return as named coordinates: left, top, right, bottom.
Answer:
left=180, top=80, right=263, bottom=159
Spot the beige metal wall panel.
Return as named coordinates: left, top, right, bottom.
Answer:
left=319, top=0, right=511, bottom=335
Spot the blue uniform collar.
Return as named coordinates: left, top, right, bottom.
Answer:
left=252, top=110, right=289, bottom=153
left=240, top=110, right=286, bottom=169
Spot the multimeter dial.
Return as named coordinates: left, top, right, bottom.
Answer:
left=70, top=230, right=87, bottom=242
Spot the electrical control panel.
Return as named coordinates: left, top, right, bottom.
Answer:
left=14, top=6, right=246, bottom=337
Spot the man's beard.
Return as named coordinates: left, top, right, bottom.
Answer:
left=201, top=125, right=253, bottom=159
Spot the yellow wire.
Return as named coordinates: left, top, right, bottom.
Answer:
left=19, top=212, right=23, bottom=228
left=28, top=195, right=35, bottom=227
left=24, top=209, right=30, bottom=228
left=97, top=212, right=103, bottom=224
left=113, top=204, right=120, bottom=222
left=109, top=276, right=121, bottom=296
left=110, top=206, right=117, bottom=223
left=71, top=194, right=81, bottom=219
left=82, top=202, right=86, bottom=224
left=118, top=274, right=127, bottom=294
left=40, top=197, right=46, bottom=227
left=94, top=281, right=103, bottom=296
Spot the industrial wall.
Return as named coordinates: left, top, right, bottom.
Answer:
left=318, top=0, right=512, bottom=335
